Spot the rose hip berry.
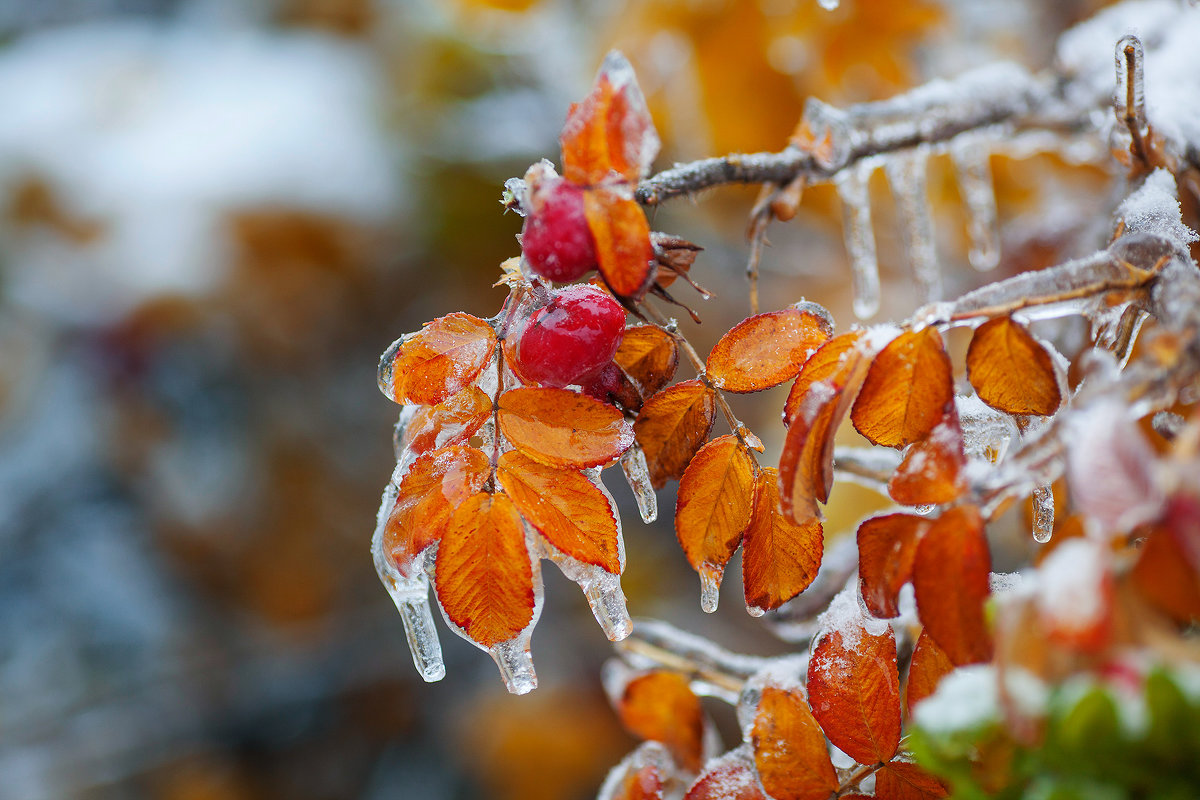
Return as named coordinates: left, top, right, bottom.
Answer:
left=514, top=285, right=626, bottom=388
left=521, top=177, right=597, bottom=282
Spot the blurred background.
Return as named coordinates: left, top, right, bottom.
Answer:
left=0, top=0, right=1119, bottom=798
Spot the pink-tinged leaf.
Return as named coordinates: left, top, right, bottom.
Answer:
left=561, top=51, right=660, bottom=185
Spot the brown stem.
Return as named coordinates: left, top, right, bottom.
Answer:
left=837, top=761, right=883, bottom=794
left=614, top=637, right=747, bottom=696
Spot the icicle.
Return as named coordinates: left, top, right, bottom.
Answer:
left=698, top=565, right=722, bottom=613
left=1112, top=34, right=1147, bottom=159
left=885, top=151, right=941, bottom=301
left=835, top=164, right=881, bottom=319
left=1032, top=484, right=1054, bottom=544
left=543, top=533, right=633, bottom=641
left=951, top=139, right=1000, bottom=271
left=620, top=444, right=657, bottom=523
left=490, top=636, right=538, bottom=695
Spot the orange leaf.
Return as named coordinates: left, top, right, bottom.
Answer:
left=634, top=380, right=717, bottom=489
left=851, top=328, right=953, bottom=448
left=401, top=386, right=492, bottom=456
left=684, top=750, right=768, bottom=800
left=782, top=330, right=866, bottom=428
left=966, top=316, right=1061, bottom=416
left=807, top=608, right=901, bottom=764
left=1035, top=537, right=1114, bottom=654
left=751, top=686, right=838, bottom=800
left=434, top=492, right=534, bottom=648
left=383, top=445, right=490, bottom=576
left=618, top=672, right=705, bottom=773
left=585, top=188, right=656, bottom=299
left=560, top=51, right=658, bottom=185
left=614, top=764, right=664, bottom=800
left=497, top=386, right=633, bottom=468
left=913, top=505, right=993, bottom=665
left=615, top=325, right=679, bottom=401
left=857, top=513, right=930, bottom=619
left=905, top=629, right=954, bottom=716
left=1132, top=495, right=1200, bottom=624
left=382, top=313, right=496, bottom=406
left=675, top=435, right=756, bottom=598
left=875, top=760, right=949, bottom=800
left=497, top=450, right=620, bottom=573
left=743, top=468, right=824, bottom=612
left=778, top=332, right=874, bottom=523
left=887, top=402, right=967, bottom=507
left=706, top=304, right=833, bottom=393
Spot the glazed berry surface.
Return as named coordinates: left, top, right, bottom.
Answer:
left=514, top=285, right=626, bottom=388
left=521, top=178, right=597, bottom=282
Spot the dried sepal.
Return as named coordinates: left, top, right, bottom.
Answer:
left=742, top=468, right=824, bottom=613
left=913, top=505, right=993, bottom=665
left=617, top=671, right=706, bottom=773
left=497, top=386, right=633, bottom=468
left=905, top=629, right=954, bottom=716
left=434, top=492, right=534, bottom=648
left=857, top=513, right=930, bottom=619
left=706, top=303, right=834, bottom=393
left=887, top=402, right=967, bottom=507
left=851, top=327, right=953, bottom=448
left=380, top=313, right=496, bottom=406
left=497, top=450, right=620, bottom=573
left=383, top=445, right=490, bottom=576
left=585, top=188, right=656, bottom=300
left=616, top=325, right=680, bottom=401
left=675, top=435, right=757, bottom=603
left=634, top=379, right=718, bottom=489
left=966, top=316, right=1061, bottom=416
left=751, top=685, right=838, bottom=800
left=560, top=51, right=659, bottom=186
left=807, top=602, right=901, bottom=764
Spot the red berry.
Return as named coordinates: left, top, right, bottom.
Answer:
left=522, top=178, right=597, bottom=282
left=514, top=285, right=626, bottom=387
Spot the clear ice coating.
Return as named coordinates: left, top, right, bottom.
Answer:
left=596, top=741, right=675, bottom=800
left=951, top=137, right=1001, bottom=271
left=798, top=97, right=852, bottom=170
left=885, top=150, right=941, bottom=301
left=620, top=444, right=657, bottom=523
left=836, top=164, right=881, bottom=319
left=698, top=565, right=723, bottom=613
left=372, top=469, right=446, bottom=682
left=1032, top=483, right=1055, bottom=544
left=1114, top=34, right=1145, bottom=129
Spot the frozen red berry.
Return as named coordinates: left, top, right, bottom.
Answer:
left=521, top=177, right=597, bottom=282
left=514, top=285, right=626, bottom=387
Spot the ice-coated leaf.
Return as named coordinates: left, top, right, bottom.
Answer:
left=1035, top=537, right=1114, bottom=653
left=634, top=379, right=717, bottom=489
left=497, top=386, right=633, bottom=468
left=742, top=468, right=824, bottom=614
left=807, top=588, right=901, bottom=764
left=1132, top=495, right=1200, bottom=624
left=887, top=402, right=967, bottom=507
left=383, top=445, right=490, bottom=576
left=560, top=50, right=659, bottom=186
left=706, top=303, right=834, bottom=393
left=913, top=505, right=993, bottom=665
left=779, top=332, right=874, bottom=523
left=857, top=513, right=930, bottom=619
left=585, top=187, right=656, bottom=300
left=751, top=685, right=838, bottom=800
left=966, top=317, right=1062, bottom=416
left=379, top=312, right=496, bottom=406
left=875, top=760, right=950, bottom=800
left=675, top=435, right=756, bottom=611
left=684, top=746, right=769, bottom=800
left=852, top=327, right=953, bottom=449
left=497, top=450, right=620, bottom=574
left=905, top=629, right=954, bottom=716
left=782, top=330, right=866, bottom=428
left=434, top=492, right=534, bottom=648
left=617, top=671, right=706, bottom=773
left=400, top=386, right=492, bottom=456
left=598, top=741, right=672, bottom=800
left=616, top=324, right=679, bottom=402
